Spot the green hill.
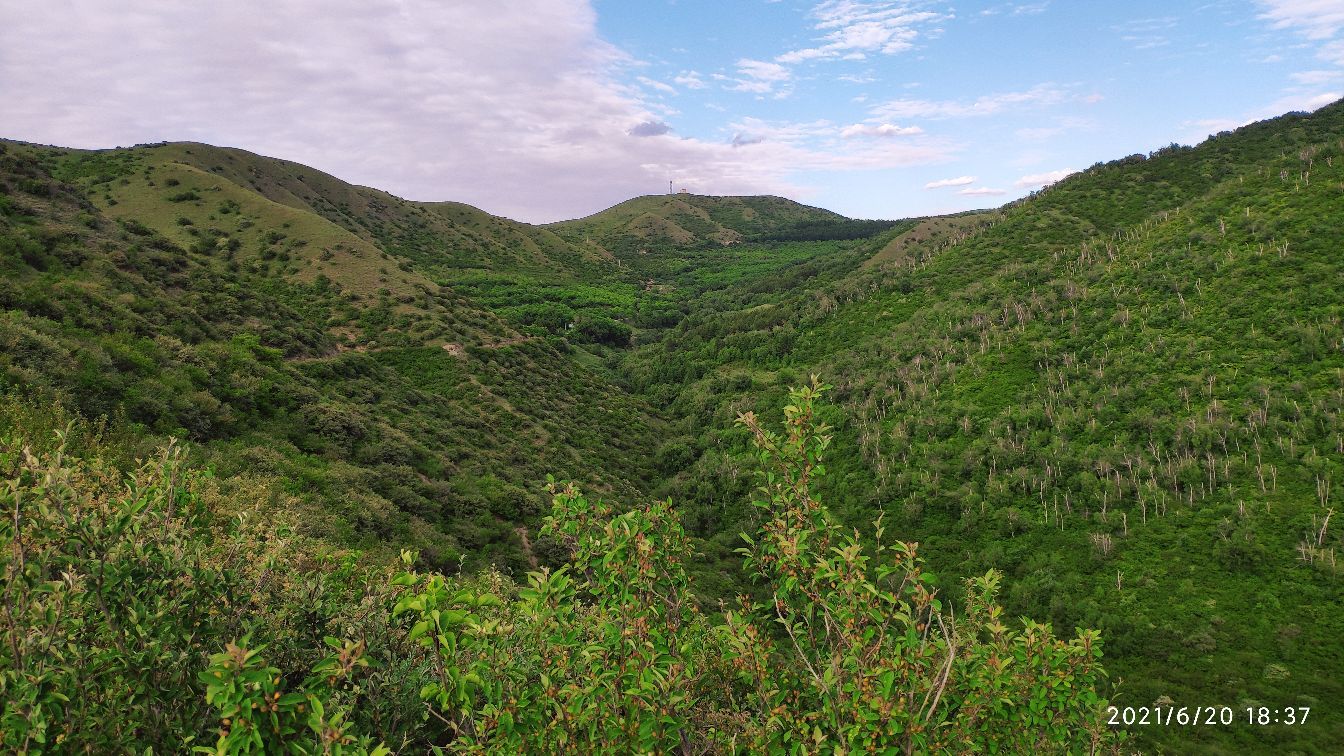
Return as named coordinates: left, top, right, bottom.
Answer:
left=46, top=141, right=608, bottom=280
left=547, top=193, right=850, bottom=255
left=3, top=100, right=1344, bottom=752
left=0, top=139, right=659, bottom=571
left=626, top=101, right=1344, bottom=752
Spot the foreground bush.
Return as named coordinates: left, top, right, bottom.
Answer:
left=722, top=379, right=1113, bottom=752
left=393, top=378, right=1117, bottom=752
left=0, top=420, right=416, bottom=754
left=0, top=382, right=1116, bottom=753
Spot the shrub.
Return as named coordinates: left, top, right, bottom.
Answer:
left=389, top=379, right=1119, bottom=752
left=1, top=385, right=1117, bottom=753
left=721, top=378, right=1116, bottom=752
left=575, top=314, right=632, bottom=347
left=0, top=433, right=229, bottom=749
left=0, top=427, right=413, bottom=754
left=391, top=482, right=710, bottom=752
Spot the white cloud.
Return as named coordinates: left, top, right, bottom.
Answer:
left=958, top=186, right=1006, bottom=196
left=1180, top=90, right=1340, bottom=144
left=1182, top=117, right=1244, bottom=135
left=839, top=122, right=923, bottom=138
left=869, top=84, right=1070, bottom=120
left=1319, top=39, right=1344, bottom=65
left=1261, top=90, right=1343, bottom=113
left=731, top=58, right=792, bottom=94
left=924, top=175, right=975, bottom=188
left=673, top=71, right=707, bottom=89
left=1014, top=168, right=1074, bottom=188
left=4, top=0, right=930, bottom=222
left=637, top=76, right=676, bottom=94
left=728, top=117, right=837, bottom=144
left=1291, top=69, right=1343, bottom=83
left=1011, top=2, right=1050, bottom=16
left=1112, top=16, right=1177, bottom=50
left=723, top=116, right=955, bottom=170
left=1255, top=1, right=1344, bottom=85
left=1122, top=35, right=1171, bottom=49
left=1256, top=0, right=1344, bottom=40
left=1113, top=16, right=1179, bottom=32
left=981, top=1, right=1051, bottom=16
left=774, top=1, right=945, bottom=64
left=1015, top=116, right=1094, bottom=141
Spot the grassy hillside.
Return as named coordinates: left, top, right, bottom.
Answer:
left=547, top=193, right=856, bottom=257
left=625, top=102, right=1344, bottom=752
left=126, top=142, right=604, bottom=276
left=3, top=100, right=1344, bottom=752
left=0, top=140, right=660, bottom=572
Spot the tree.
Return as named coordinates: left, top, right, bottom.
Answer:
left=720, top=378, right=1119, bottom=752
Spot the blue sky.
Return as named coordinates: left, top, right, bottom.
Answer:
left=592, top=0, right=1344, bottom=218
left=2, top=1, right=1341, bottom=222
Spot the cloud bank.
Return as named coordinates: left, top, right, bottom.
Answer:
left=0, top=0, right=949, bottom=222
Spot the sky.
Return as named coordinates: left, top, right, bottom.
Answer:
left=1, top=1, right=1342, bottom=223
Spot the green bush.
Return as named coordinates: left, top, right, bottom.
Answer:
left=0, top=432, right=230, bottom=750
left=721, top=379, right=1115, bottom=751
left=574, top=314, right=632, bottom=346
left=388, top=380, right=1118, bottom=752
left=0, top=424, right=422, bottom=753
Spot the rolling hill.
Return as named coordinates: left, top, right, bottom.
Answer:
left=625, top=101, right=1344, bottom=753
left=0, top=139, right=662, bottom=571
left=3, top=100, right=1344, bottom=752
left=547, top=192, right=848, bottom=254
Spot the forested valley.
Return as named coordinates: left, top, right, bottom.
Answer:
left=2, top=101, right=1342, bottom=754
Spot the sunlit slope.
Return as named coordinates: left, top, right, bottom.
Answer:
left=0, top=140, right=660, bottom=571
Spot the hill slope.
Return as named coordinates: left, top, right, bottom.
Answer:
left=4, top=101, right=1344, bottom=752
left=622, top=101, right=1344, bottom=752
left=48, top=141, right=608, bottom=279
left=0, top=140, right=660, bottom=571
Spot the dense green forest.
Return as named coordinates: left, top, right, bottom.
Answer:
left=2, top=100, right=1343, bottom=753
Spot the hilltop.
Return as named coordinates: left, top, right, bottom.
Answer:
left=547, top=192, right=870, bottom=254
left=554, top=192, right=840, bottom=236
